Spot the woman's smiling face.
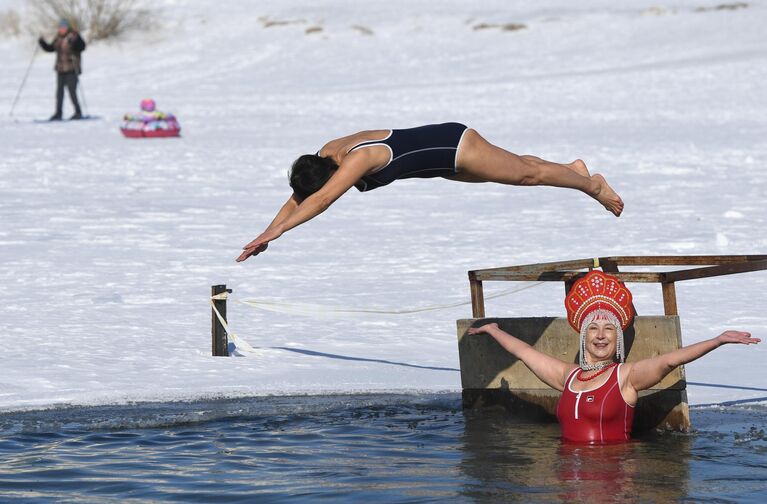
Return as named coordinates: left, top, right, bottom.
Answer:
left=584, top=317, right=618, bottom=363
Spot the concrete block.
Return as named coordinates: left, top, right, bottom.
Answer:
left=456, top=316, right=690, bottom=432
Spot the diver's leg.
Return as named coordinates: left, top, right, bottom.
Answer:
left=455, top=129, right=623, bottom=217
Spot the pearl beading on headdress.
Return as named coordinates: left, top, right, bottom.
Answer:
left=571, top=295, right=631, bottom=333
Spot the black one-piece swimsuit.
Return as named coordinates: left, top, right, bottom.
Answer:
left=348, top=122, right=469, bottom=192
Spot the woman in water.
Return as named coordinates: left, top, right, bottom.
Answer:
left=237, top=122, right=624, bottom=262
left=468, top=270, right=760, bottom=443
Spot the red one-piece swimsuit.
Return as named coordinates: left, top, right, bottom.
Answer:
left=556, top=364, right=635, bottom=443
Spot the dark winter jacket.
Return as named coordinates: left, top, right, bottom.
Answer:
left=39, top=31, right=86, bottom=74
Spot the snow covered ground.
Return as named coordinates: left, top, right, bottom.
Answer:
left=0, top=0, right=765, bottom=411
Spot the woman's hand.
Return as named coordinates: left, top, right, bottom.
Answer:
left=236, top=228, right=282, bottom=262
left=715, top=330, right=761, bottom=346
left=467, top=323, right=499, bottom=335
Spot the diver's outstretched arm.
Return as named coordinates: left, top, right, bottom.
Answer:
left=235, top=194, right=300, bottom=262
left=237, top=150, right=372, bottom=262
left=267, top=193, right=301, bottom=231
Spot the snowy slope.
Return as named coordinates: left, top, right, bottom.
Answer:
left=0, top=0, right=765, bottom=410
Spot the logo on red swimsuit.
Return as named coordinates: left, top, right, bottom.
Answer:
left=565, top=270, right=634, bottom=332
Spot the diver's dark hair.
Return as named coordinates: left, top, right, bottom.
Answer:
left=289, top=154, right=339, bottom=200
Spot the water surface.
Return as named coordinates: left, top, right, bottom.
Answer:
left=0, top=394, right=765, bottom=502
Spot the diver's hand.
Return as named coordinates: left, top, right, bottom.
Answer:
left=236, top=228, right=281, bottom=262
left=236, top=242, right=268, bottom=262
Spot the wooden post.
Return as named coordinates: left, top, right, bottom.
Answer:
left=599, top=257, right=620, bottom=273
left=469, top=272, right=485, bottom=318
left=564, top=280, right=575, bottom=296
left=211, top=284, right=231, bottom=356
left=661, top=282, right=678, bottom=316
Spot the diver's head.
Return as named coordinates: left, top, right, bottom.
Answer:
left=289, top=154, right=339, bottom=199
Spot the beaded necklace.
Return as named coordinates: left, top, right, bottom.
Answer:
left=576, top=362, right=617, bottom=382
left=579, top=358, right=614, bottom=372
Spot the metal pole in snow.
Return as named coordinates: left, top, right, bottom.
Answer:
left=9, top=44, right=40, bottom=118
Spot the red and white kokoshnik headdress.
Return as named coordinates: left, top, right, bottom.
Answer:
left=565, top=270, right=634, bottom=332
left=564, top=270, right=635, bottom=370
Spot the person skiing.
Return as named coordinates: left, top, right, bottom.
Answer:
left=39, top=19, right=86, bottom=121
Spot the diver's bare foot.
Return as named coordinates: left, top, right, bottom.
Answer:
left=591, top=174, right=624, bottom=217
left=568, top=159, right=591, bottom=178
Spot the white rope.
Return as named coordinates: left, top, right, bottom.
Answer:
left=238, top=282, right=545, bottom=318
left=210, top=298, right=259, bottom=354
left=216, top=282, right=544, bottom=354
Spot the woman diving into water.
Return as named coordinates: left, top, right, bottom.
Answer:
left=237, top=122, right=624, bottom=262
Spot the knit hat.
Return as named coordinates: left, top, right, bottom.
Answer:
left=140, top=99, right=156, bottom=112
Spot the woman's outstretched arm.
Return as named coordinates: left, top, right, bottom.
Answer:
left=266, top=193, right=301, bottom=232
left=237, top=150, right=373, bottom=262
left=468, top=323, right=576, bottom=391
left=626, top=330, right=760, bottom=392
left=235, top=194, right=300, bottom=261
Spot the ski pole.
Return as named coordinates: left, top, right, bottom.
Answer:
left=9, top=43, right=40, bottom=118
left=77, top=75, right=89, bottom=117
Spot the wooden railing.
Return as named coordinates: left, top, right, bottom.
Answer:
left=468, top=255, right=767, bottom=318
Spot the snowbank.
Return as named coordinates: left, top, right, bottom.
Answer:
left=0, top=0, right=765, bottom=411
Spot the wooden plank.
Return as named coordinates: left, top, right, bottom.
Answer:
left=472, top=258, right=596, bottom=274
left=605, top=255, right=767, bottom=266
left=474, top=255, right=767, bottom=275
left=663, top=259, right=767, bottom=282
left=473, top=256, right=767, bottom=277
left=474, top=271, right=663, bottom=283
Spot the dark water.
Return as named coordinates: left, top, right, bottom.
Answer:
left=0, top=394, right=765, bottom=503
